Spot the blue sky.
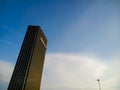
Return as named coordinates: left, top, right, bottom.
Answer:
left=0, top=0, right=92, bottom=62
left=0, top=0, right=120, bottom=90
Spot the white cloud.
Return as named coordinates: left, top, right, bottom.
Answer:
left=0, top=53, right=119, bottom=90
left=41, top=53, right=120, bottom=90
left=0, top=60, right=14, bottom=90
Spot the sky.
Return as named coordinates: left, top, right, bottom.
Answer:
left=0, top=0, right=120, bottom=90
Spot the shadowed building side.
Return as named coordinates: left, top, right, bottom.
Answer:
left=8, top=26, right=47, bottom=90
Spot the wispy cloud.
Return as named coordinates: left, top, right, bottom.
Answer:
left=52, top=1, right=120, bottom=57
left=0, top=25, right=7, bottom=29
left=0, top=40, right=13, bottom=45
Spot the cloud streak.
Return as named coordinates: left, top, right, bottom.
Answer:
left=52, top=1, right=120, bottom=58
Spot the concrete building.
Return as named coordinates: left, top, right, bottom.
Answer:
left=8, top=26, right=47, bottom=90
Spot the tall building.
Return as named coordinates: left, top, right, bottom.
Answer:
left=8, top=26, right=47, bottom=90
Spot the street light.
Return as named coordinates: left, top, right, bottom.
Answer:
left=97, top=79, right=101, bottom=90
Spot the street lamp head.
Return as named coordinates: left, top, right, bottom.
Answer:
left=97, top=79, right=100, bottom=81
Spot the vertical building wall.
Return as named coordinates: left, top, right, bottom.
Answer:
left=24, top=28, right=47, bottom=90
left=8, top=26, right=47, bottom=90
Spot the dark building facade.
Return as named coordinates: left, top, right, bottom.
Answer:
left=8, top=26, right=47, bottom=90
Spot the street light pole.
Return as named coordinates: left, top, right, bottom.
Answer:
left=97, top=79, right=101, bottom=90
